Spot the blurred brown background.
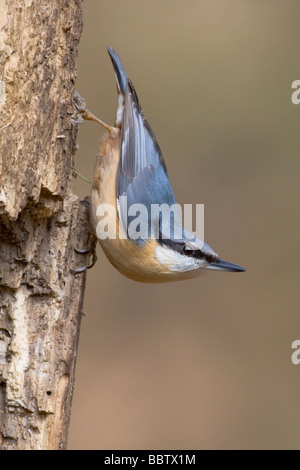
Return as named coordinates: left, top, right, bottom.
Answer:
left=68, top=0, right=300, bottom=449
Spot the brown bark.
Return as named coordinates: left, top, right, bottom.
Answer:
left=0, top=0, right=87, bottom=449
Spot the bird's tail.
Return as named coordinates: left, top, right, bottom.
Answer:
left=107, top=47, right=127, bottom=95
left=107, top=47, right=127, bottom=127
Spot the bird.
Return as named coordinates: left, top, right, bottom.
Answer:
left=72, top=47, right=245, bottom=282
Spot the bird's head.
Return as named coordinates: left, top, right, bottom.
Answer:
left=154, top=228, right=245, bottom=278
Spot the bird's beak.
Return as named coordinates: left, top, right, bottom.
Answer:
left=207, top=258, right=245, bottom=272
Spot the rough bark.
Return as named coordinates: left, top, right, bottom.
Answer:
left=0, top=0, right=87, bottom=449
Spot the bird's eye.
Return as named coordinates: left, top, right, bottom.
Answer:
left=183, top=246, right=195, bottom=256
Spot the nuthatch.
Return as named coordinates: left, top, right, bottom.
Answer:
left=74, top=47, right=245, bottom=282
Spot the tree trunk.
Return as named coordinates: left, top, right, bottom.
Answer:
left=0, top=0, right=87, bottom=449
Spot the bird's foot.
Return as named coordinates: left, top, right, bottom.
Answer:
left=71, top=242, right=97, bottom=274
left=70, top=90, right=116, bottom=134
left=70, top=91, right=88, bottom=124
left=71, top=199, right=98, bottom=274
left=71, top=238, right=97, bottom=274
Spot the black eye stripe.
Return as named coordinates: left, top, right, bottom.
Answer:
left=182, top=246, right=205, bottom=259
left=159, top=239, right=218, bottom=263
left=190, top=250, right=204, bottom=259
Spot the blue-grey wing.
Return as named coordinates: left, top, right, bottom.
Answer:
left=117, top=80, right=179, bottom=243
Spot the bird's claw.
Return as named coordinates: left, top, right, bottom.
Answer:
left=70, top=91, right=88, bottom=124
left=71, top=240, right=97, bottom=274
left=71, top=199, right=97, bottom=274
